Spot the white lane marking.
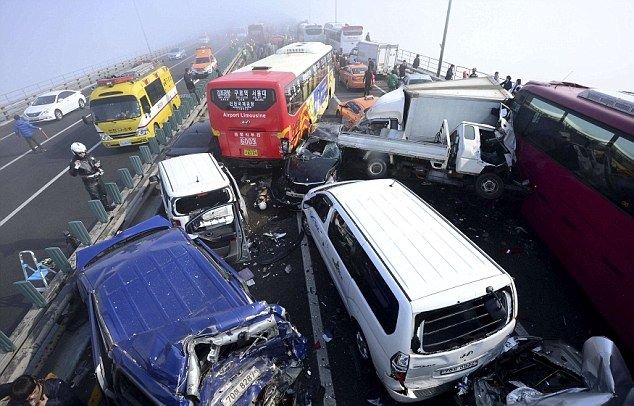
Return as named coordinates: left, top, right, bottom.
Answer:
left=332, top=94, right=341, bottom=105
left=0, top=117, right=85, bottom=173
left=296, top=213, right=336, bottom=405
left=0, top=142, right=100, bottom=229
left=374, top=84, right=387, bottom=94
left=0, top=131, right=15, bottom=142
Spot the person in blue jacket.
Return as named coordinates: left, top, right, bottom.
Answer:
left=13, top=115, right=46, bottom=153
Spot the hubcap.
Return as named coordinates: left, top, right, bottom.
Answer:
left=356, top=330, right=369, bottom=360
left=482, top=179, right=498, bottom=193
left=370, top=163, right=383, bottom=175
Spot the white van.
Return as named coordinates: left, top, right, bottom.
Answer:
left=301, top=179, right=517, bottom=402
left=152, top=153, right=249, bottom=261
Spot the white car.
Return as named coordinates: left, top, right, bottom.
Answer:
left=167, top=47, right=186, bottom=60
left=23, top=90, right=86, bottom=122
left=401, top=73, right=433, bottom=86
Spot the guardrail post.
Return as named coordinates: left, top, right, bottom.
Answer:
left=155, top=127, right=167, bottom=145
left=118, top=168, right=134, bottom=189
left=163, top=123, right=173, bottom=139
left=13, top=281, right=48, bottom=308
left=129, top=155, right=144, bottom=176
left=168, top=117, right=178, bottom=133
left=44, top=247, right=72, bottom=274
left=105, top=182, right=122, bottom=204
left=148, top=138, right=161, bottom=154
left=68, top=220, right=91, bottom=245
left=89, top=200, right=109, bottom=223
left=0, top=330, right=16, bottom=352
left=139, top=146, right=153, bottom=164
left=174, top=109, right=183, bottom=125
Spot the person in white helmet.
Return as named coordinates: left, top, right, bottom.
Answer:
left=68, top=142, right=115, bottom=211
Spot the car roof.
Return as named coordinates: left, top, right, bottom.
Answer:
left=77, top=218, right=258, bottom=394
left=37, top=90, right=67, bottom=97
left=158, top=153, right=229, bottom=198
left=324, top=179, right=509, bottom=301
left=347, top=63, right=368, bottom=69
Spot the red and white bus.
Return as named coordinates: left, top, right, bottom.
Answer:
left=207, top=42, right=335, bottom=167
left=324, top=24, right=364, bottom=54
left=510, top=81, right=634, bottom=350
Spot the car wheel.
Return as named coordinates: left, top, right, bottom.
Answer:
left=54, top=109, right=63, bottom=120
left=354, top=324, right=371, bottom=362
left=366, top=157, right=388, bottom=179
left=475, top=173, right=504, bottom=200
left=78, top=98, right=86, bottom=109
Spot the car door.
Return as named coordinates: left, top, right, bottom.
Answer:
left=303, top=194, right=347, bottom=302
left=456, top=123, right=486, bottom=174
left=341, top=67, right=351, bottom=84
left=59, top=91, right=75, bottom=114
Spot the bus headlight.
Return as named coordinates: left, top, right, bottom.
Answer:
left=137, top=127, right=149, bottom=136
left=100, top=134, right=113, bottom=141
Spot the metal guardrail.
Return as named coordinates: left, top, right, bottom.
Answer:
left=0, top=46, right=248, bottom=385
left=397, top=48, right=487, bottom=81
left=0, top=44, right=187, bottom=124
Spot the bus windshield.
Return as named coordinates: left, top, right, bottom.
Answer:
left=306, top=27, right=323, bottom=35
left=211, top=88, right=276, bottom=112
left=90, top=96, right=141, bottom=122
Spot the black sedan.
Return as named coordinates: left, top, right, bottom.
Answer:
left=272, top=124, right=342, bottom=207
left=166, top=120, right=219, bottom=157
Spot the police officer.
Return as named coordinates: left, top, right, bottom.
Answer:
left=68, top=142, right=115, bottom=211
left=183, top=68, right=200, bottom=103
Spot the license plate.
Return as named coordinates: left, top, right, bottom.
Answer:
left=119, top=140, right=131, bottom=146
left=240, top=137, right=257, bottom=146
left=243, top=148, right=258, bottom=157
left=439, top=360, right=478, bottom=375
left=221, top=367, right=262, bottom=406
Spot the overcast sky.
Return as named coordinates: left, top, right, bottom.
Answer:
left=1, top=0, right=632, bottom=96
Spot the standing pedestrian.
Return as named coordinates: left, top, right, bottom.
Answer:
left=398, top=60, right=407, bottom=79
left=215, top=67, right=223, bottom=78
left=367, top=58, right=376, bottom=74
left=69, top=142, right=115, bottom=211
left=183, top=68, right=200, bottom=103
left=412, top=54, right=420, bottom=70
left=511, top=78, right=522, bottom=95
left=445, top=64, right=455, bottom=80
left=493, top=71, right=500, bottom=82
left=469, top=67, right=478, bottom=78
left=363, top=67, right=374, bottom=97
left=501, top=75, right=513, bottom=91
left=365, top=32, right=371, bottom=41
left=13, top=115, right=46, bottom=153
left=387, top=69, right=399, bottom=91
left=462, top=70, right=469, bottom=79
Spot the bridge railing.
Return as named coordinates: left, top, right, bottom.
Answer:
left=0, top=45, right=180, bottom=125
left=396, top=48, right=488, bottom=80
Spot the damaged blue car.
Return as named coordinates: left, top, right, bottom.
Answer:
left=76, top=216, right=307, bottom=405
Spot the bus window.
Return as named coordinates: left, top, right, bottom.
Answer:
left=140, top=96, right=151, bottom=114
left=145, top=78, right=166, bottom=105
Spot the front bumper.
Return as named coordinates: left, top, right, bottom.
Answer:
left=101, top=134, right=152, bottom=148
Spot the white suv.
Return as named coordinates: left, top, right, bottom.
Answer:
left=152, top=153, right=249, bottom=261
left=301, top=179, right=517, bottom=402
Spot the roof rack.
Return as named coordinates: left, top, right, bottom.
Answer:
left=96, top=62, right=157, bottom=87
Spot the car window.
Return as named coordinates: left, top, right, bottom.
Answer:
left=327, top=212, right=399, bottom=333
left=32, top=95, right=56, bottom=105
left=60, top=91, right=74, bottom=98
left=310, top=194, right=332, bottom=222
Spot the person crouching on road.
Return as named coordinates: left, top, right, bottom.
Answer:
left=68, top=142, right=115, bottom=211
left=13, top=115, right=46, bottom=153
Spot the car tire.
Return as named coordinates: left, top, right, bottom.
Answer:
left=54, top=109, right=63, bottom=120
left=354, top=323, right=371, bottom=363
left=366, top=157, right=388, bottom=179
left=78, top=98, right=86, bottom=109
left=475, top=172, right=504, bottom=200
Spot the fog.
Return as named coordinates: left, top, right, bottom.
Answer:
left=1, top=0, right=632, bottom=95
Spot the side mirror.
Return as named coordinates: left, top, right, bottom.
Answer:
left=81, top=115, right=93, bottom=125
left=149, top=175, right=159, bottom=183
left=280, top=138, right=290, bottom=155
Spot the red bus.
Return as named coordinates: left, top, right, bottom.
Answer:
left=207, top=42, right=335, bottom=167
left=510, top=81, right=634, bottom=349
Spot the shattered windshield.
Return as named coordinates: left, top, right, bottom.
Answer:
left=174, top=188, right=232, bottom=216
left=295, top=137, right=340, bottom=160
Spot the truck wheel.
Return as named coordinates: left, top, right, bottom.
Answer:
left=475, top=173, right=504, bottom=200
left=366, top=157, right=388, bottom=179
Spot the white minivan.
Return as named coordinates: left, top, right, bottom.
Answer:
left=151, top=153, right=249, bottom=261
left=301, top=179, right=517, bottom=402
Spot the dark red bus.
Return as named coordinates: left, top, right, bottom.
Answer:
left=510, top=81, right=634, bottom=350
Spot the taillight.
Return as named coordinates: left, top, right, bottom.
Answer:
left=171, top=219, right=181, bottom=227
left=389, top=351, right=410, bottom=386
